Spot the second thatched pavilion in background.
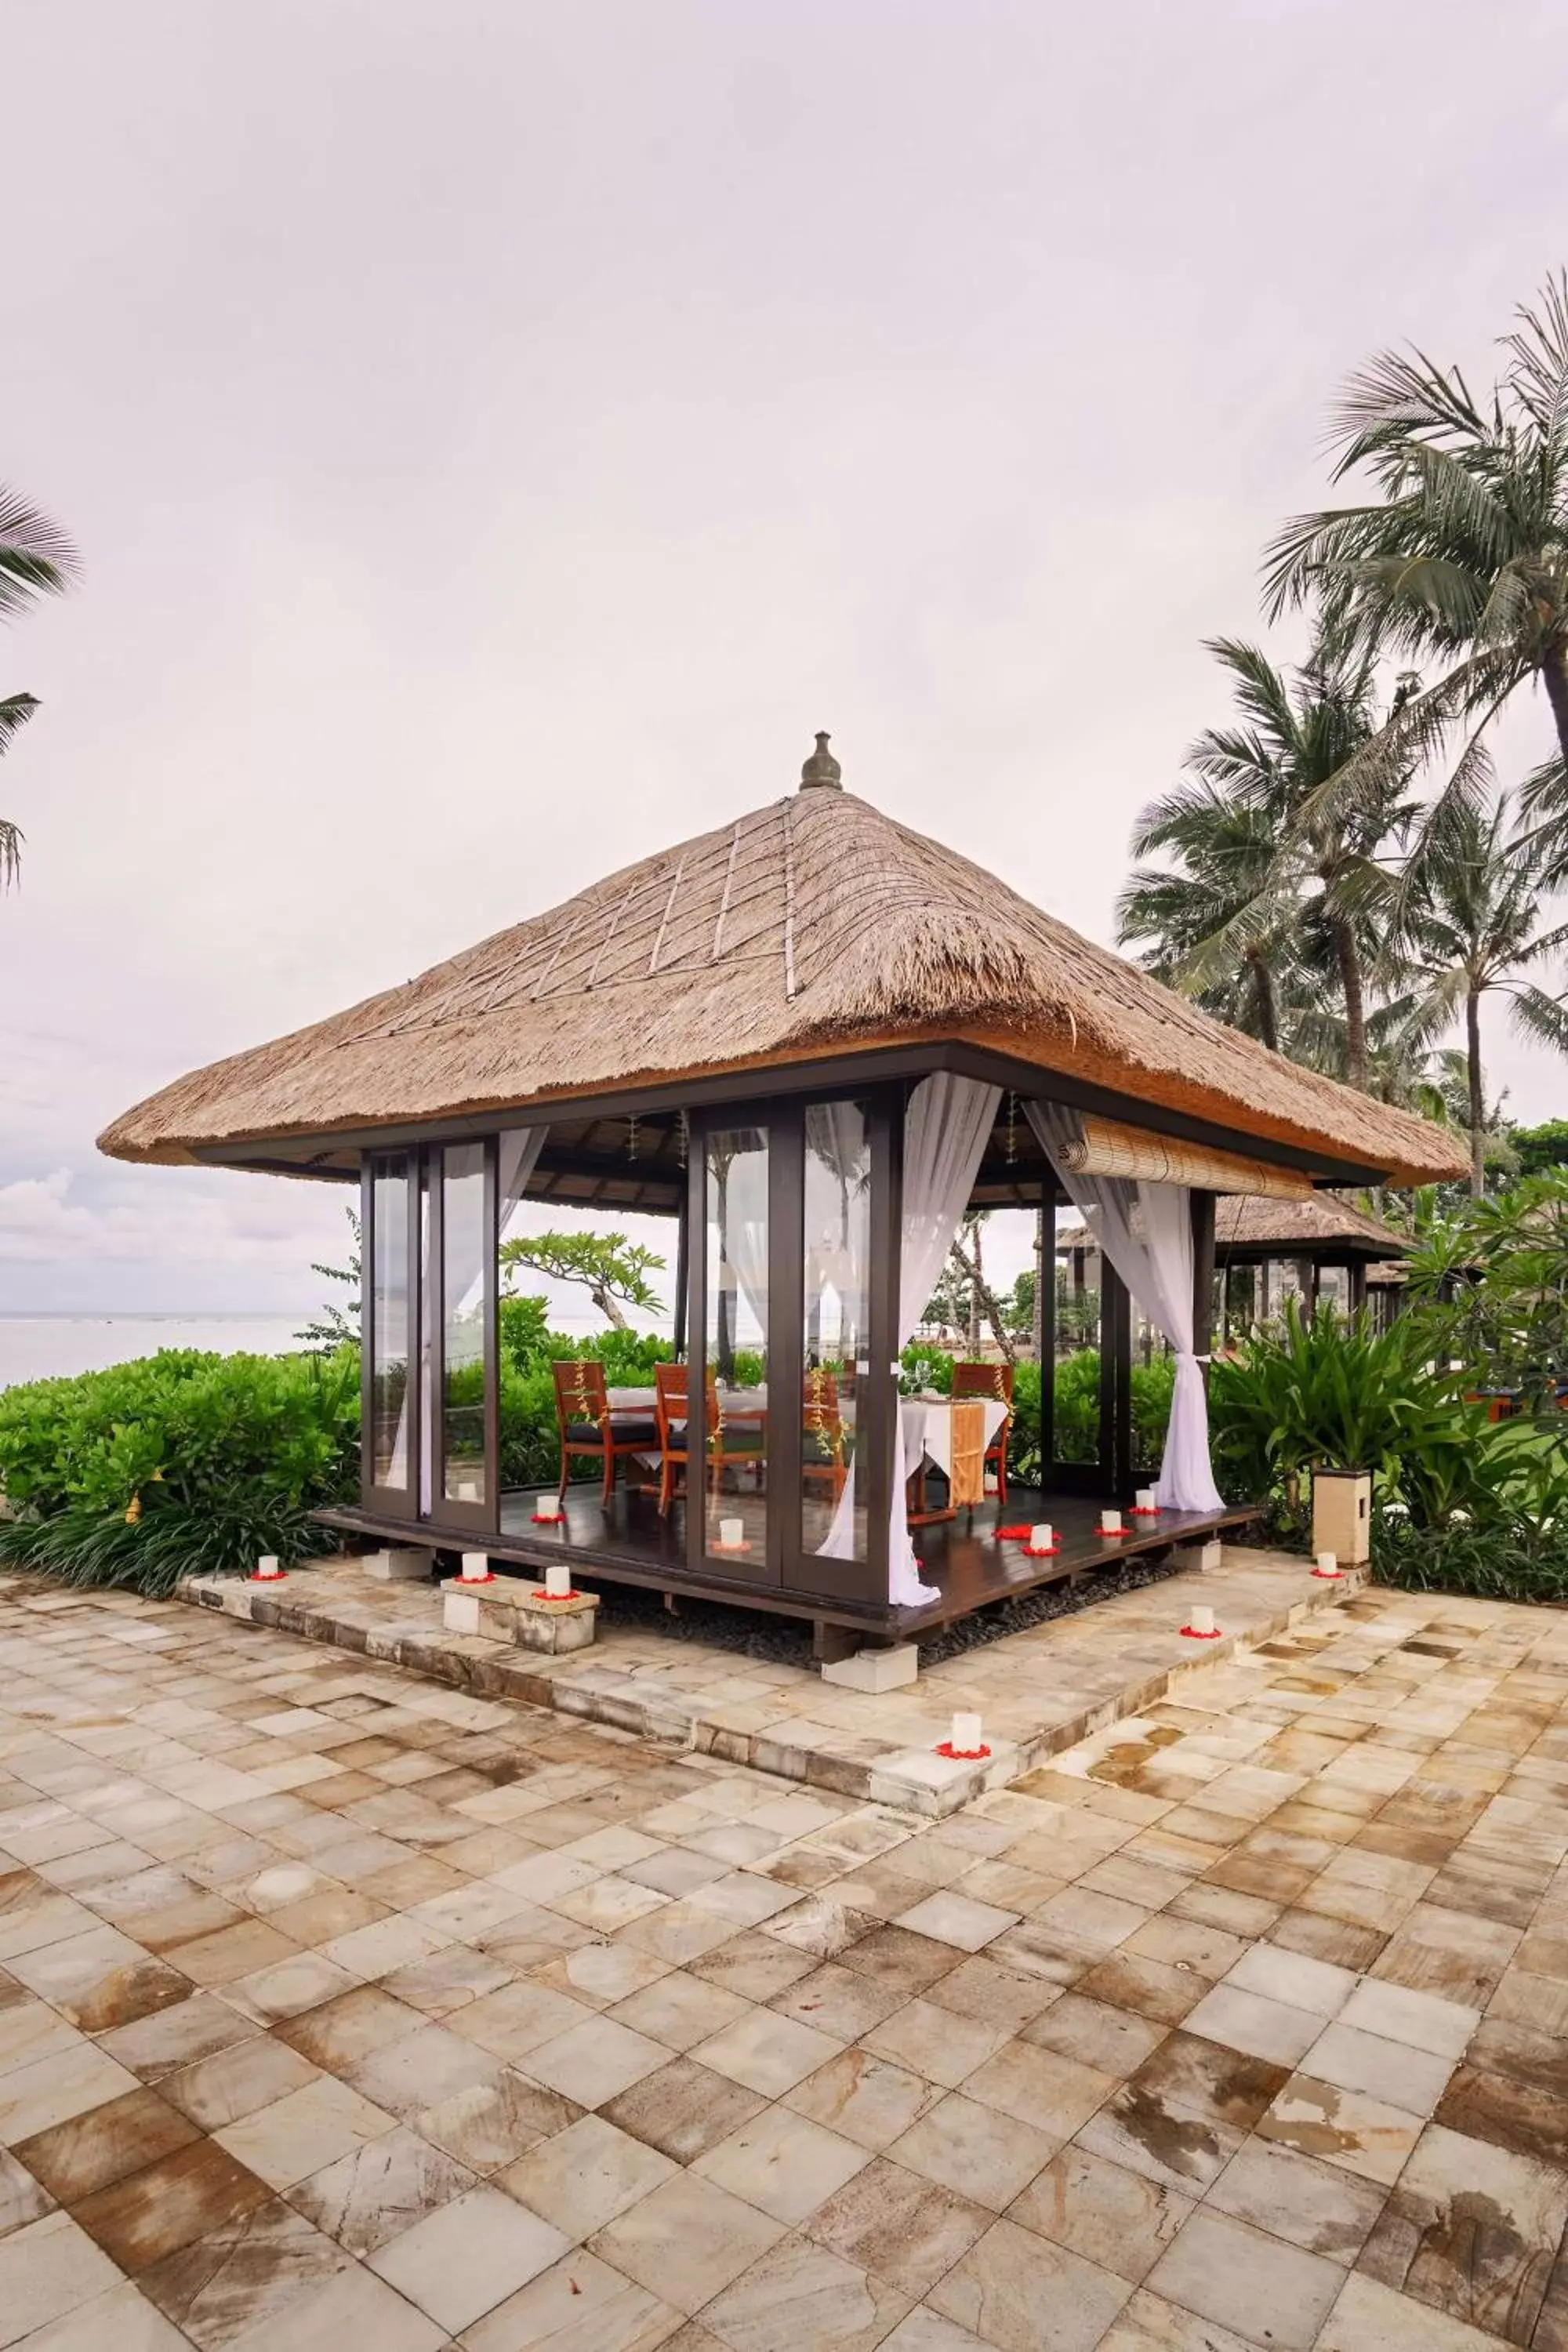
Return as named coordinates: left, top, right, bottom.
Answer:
left=100, top=735, right=1465, bottom=1659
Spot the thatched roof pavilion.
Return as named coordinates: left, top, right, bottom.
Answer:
left=100, top=736, right=1464, bottom=1654
left=1062, top=1192, right=1415, bottom=1327
left=1212, top=1194, right=1413, bottom=1262
left=101, top=736, right=1462, bottom=1192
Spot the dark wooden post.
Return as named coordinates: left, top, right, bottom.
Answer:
left=1038, top=1193, right=1054, bottom=1483
left=672, top=1203, right=688, bottom=1361
left=865, top=1087, right=903, bottom=1607
left=1099, top=1262, right=1131, bottom=1494
left=1348, top=1259, right=1367, bottom=1316
left=1191, top=1192, right=1216, bottom=1378
left=684, top=1131, right=708, bottom=1575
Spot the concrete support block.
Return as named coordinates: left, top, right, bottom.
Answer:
left=363, top=1547, right=434, bottom=1582
left=1172, top=1540, right=1222, bottom=1573
left=820, top=1642, right=920, bottom=1693
left=440, top=1575, right=599, bottom=1652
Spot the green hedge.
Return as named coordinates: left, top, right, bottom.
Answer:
left=0, top=1348, right=361, bottom=1595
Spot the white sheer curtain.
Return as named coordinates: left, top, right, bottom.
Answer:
left=810, top=1102, right=874, bottom=1565
left=717, top=1137, right=770, bottom=1350
left=889, top=1074, right=1001, bottom=1602
left=1025, top=1100, right=1222, bottom=1513
left=418, top=1126, right=548, bottom=1512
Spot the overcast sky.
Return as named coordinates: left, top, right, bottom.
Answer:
left=5, top=0, right=1567, bottom=1324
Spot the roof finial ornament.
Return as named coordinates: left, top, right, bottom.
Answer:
left=799, top=730, right=842, bottom=791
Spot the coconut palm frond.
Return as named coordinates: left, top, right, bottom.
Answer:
left=1508, top=984, right=1568, bottom=1056
left=0, top=488, right=79, bottom=622
left=0, top=692, right=38, bottom=757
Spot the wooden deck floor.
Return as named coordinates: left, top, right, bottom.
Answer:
left=321, top=1481, right=1260, bottom=1638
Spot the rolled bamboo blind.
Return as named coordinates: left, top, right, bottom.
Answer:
left=1058, top=1117, right=1314, bottom=1199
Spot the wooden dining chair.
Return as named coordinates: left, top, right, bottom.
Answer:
left=653, top=1363, right=768, bottom=1517
left=653, top=1363, right=691, bottom=1517
left=952, top=1361, right=1014, bottom=1506
left=552, top=1359, right=656, bottom=1508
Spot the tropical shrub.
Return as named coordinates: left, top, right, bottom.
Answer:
left=1408, top=1172, right=1568, bottom=1405
left=0, top=1348, right=360, bottom=1595
left=1373, top=1494, right=1568, bottom=1604
left=1131, top=1356, right=1177, bottom=1472
left=1053, top=1349, right=1102, bottom=1463
left=1207, top=1301, right=1475, bottom=1503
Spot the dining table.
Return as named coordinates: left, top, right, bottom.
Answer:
left=899, top=1392, right=1009, bottom=1524
left=605, top=1385, right=1004, bottom=1523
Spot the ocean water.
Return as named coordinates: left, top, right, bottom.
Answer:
left=0, top=1315, right=314, bottom=1391
left=0, top=1306, right=663, bottom=1391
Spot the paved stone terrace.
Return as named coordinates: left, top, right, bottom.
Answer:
left=2, top=1571, right=1567, bottom=2350
left=179, top=1547, right=1366, bottom=1816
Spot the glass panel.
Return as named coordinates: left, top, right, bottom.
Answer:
left=1131, top=1303, right=1172, bottom=1475
left=802, top=1101, right=870, bottom=1559
left=370, top=1156, right=412, bottom=1491
left=441, top=1142, right=489, bottom=1509
left=1053, top=1210, right=1101, bottom=1465
left=705, top=1127, right=768, bottom=1556
left=1317, top=1265, right=1351, bottom=1318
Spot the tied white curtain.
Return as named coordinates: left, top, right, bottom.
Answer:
left=1025, top=1100, right=1222, bottom=1514
left=889, top=1074, right=1001, bottom=1602
left=419, top=1126, right=548, bottom=1512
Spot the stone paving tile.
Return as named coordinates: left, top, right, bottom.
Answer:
left=3, top=1569, right=1568, bottom=2347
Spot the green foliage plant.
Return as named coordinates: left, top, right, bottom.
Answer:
left=0, top=1348, right=360, bottom=1595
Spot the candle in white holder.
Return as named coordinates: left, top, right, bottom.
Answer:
left=1136, top=1488, right=1156, bottom=1512
left=950, top=1711, right=983, bottom=1754
left=1188, top=1603, right=1216, bottom=1636
left=537, top=1494, right=564, bottom=1520
left=719, top=1517, right=743, bottom=1548
left=1316, top=1550, right=1340, bottom=1577
left=256, top=1555, right=281, bottom=1581
left=1030, top=1522, right=1053, bottom=1551
left=1099, top=1508, right=1123, bottom=1534
left=458, top=1481, right=478, bottom=1503
left=460, top=1551, right=490, bottom=1583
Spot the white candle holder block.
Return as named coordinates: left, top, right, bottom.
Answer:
left=1025, top=1522, right=1057, bottom=1555
left=543, top=1562, right=572, bottom=1600
left=460, top=1551, right=494, bottom=1584
left=1312, top=1550, right=1343, bottom=1581
left=252, top=1554, right=285, bottom=1582
left=1181, top=1602, right=1221, bottom=1640
left=1098, top=1508, right=1123, bottom=1536
left=938, top=1710, right=990, bottom=1759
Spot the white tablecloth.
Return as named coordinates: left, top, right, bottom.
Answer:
left=899, top=1396, right=1008, bottom=1475
left=606, top=1387, right=768, bottom=1417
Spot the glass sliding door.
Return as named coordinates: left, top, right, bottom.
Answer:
left=700, top=1125, right=771, bottom=1570
left=437, top=1141, right=494, bottom=1524
left=800, top=1101, right=871, bottom=1563
left=365, top=1152, right=417, bottom=1514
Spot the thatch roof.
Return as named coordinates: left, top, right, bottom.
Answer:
left=1212, top=1194, right=1414, bottom=1260
left=100, top=746, right=1467, bottom=1185
left=1062, top=1192, right=1412, bottom=1261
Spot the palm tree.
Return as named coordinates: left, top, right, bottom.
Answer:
left=1262, top=276, right=1568, bottom=859
left=1117, top=782, right=1293, bottom=1050
left=1392, top=794, right=1568, bottom=1193
left=1120, top=637, right=1414, bottom=1088
left=1, top=485, right=79, bottom=886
